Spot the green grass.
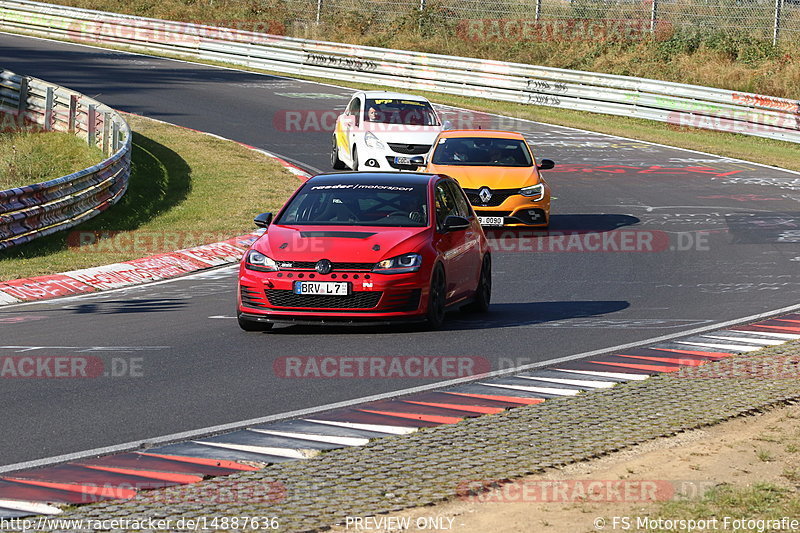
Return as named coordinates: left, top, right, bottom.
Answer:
left=0, top=129, right=104, bottom=190
left=0, top=114, right=301, bottom=281
left=654, top=483, right=800, bottom=531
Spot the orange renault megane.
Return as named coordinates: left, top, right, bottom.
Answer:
left=419, top=130, right=555, bottom=227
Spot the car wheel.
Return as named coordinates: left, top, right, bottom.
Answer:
left=351, top=146, right=359, bottom=171
left=425, top=264, right=446, bottom=330
left=331, top=135, right=346, bottom=170
left=463, top=254, right=491, bottom=313
left=237, top=313, right=274, bottom=332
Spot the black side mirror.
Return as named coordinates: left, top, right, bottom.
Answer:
left=254, top=212, right=273, bottom=228
left=538, top=159, right=555, bottom=171
left=443, top=215, right=470, bottom=232
left=409, top=156, right=426, bottom=166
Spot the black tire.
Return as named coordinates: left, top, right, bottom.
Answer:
left=238, top=313, right=274, bottom=332
left=331, top=135, right=346, bottom=170
left=463, top=254, right=491, bottom=313
left=351, top=146, right=359, bottom=171
left=425, top=264, right=446, bottom=330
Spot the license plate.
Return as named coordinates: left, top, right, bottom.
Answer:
left=393, top=156, right=414, bottom=165
left=478, top=216, right=505, bottom=226
left=293, top=281, right=350, bottom=296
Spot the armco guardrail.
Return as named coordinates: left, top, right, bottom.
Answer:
left=0, top=68, right=131, bottom=250
left=1, top=0, right=798, bottom=144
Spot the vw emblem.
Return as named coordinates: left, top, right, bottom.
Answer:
left=315, top=259, right=332, bottom=274
left=478, top=187, right=493, bottom=204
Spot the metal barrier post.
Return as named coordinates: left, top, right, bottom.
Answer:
left=102, top=111, right=110, bottom=155
left=113, top=121, right=120, bottom=151
left=87, top=104, right=96, bottom=146
left=315, top=0, right=322, bottom=24
left=44, top=86, right=54, bottom=131
left=68, top=94, right=77, bottom=133
left=535, top=0, right=542, bottom=22
left=17, top=77, right=28, bottom=114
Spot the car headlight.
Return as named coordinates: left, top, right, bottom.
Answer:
left=364, top=131, right=386, bottom=150
left=520, top=183, right=545, bottom=201
left=245, top=250, right=278, bottom=272
left=372, top=253, right=422, bottom=274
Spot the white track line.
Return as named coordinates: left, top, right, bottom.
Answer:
left=731, top=331, right=800, bottom=340
left=0, top=499, right=62, bottom=515
left=303, top=419, right=417, bottom=435
left=248, top=429, right=369, bottom=447
left=676, top=341, right=762, bottom=352
left=481, top=383, right=581, bottom=396
left=515, top=375, right=617, bottom=388
left=190, top=441, right=317, bottom=459
left=554, top=369, right=651, bottom=381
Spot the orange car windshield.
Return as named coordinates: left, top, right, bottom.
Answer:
left=431, top=137, right=533, bottom=167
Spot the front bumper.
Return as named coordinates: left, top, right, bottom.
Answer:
left=465, top=190, right=550, bottom=227
left=356, top=144, right=430, bottom=171
left=238, top=269, right=429, bottom=320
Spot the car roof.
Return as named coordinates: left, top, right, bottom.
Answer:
left=437, top=129, right=527, bottom=140
left=358, top=90, right=432, bottom=102
left=308, top=171, right=437, bottom=186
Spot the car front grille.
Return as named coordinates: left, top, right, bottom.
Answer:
left=463, top=188, right=519, bottom=207
left=277, top=261, right=374, bottom=272
left=265, top=290, right=382, bottom=309
left=388, top=143, right=431, bottom=155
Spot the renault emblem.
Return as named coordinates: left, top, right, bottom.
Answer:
left=478, top=187, right=493, bottom=204
left=315, top=259, right=332, bottom=274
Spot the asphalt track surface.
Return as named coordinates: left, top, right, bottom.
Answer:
left=1, top=33, right=799, bottom=467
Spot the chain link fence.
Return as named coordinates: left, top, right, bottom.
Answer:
left=280, top=0, right=797, bottom=44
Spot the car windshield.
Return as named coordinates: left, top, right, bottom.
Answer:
left=275, top=183, right=430, bottom=227
left=431, top=137, right=533, bottom=167
left=364, top=98, right=440, bottom=126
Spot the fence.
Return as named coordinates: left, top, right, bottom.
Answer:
left=0, top=68, right=131, bottom=250
left=1, top=0, right=797, bottom=145
left=311, top=0, right=799, bottom=44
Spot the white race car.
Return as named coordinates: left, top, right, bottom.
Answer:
left=331, top=91, right=446, bottom=171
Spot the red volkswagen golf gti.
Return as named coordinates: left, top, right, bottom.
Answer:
left=237, top=172, right=491, bottom=331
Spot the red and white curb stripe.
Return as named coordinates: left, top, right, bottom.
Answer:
left=1, top=313, right=798, bottom=518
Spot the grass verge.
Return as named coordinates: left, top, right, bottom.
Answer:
left=0, top=129, right=104, bottom=190
left=0, top=114, right=301, bottom=281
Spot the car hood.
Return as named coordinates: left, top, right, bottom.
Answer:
left=253, top=224, right=430, bottom=263
left=361, top=123, right=441, bottom=145
left=427, top=165, right=539, bottom=190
